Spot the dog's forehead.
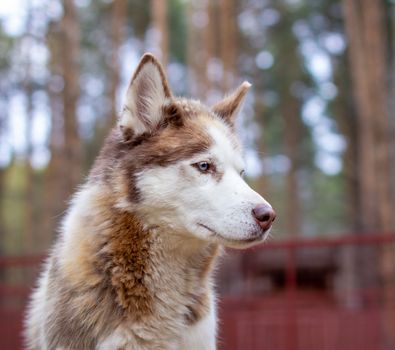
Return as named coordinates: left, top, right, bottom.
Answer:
left=172, top=97, right=243, bottom=167
left=205, top=118, right=244, bottom=169
left=173, top=98, right=208, bottom=116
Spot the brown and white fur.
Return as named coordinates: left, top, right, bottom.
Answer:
left=25, top=54, right=275, bottom=350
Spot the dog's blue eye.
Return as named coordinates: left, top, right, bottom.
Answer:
left=194, top=161, right=211, bottom=173
left=198, top=162, right=210, bottom=171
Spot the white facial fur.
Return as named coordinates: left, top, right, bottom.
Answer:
left=135, top=118, right=272, bottom=249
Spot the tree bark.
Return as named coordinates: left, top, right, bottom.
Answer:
left=390, top=2, right=395, bottom=217
left=43, top=21, right=64, bottom=249
left=151, top=0, right=168, bottom=67
left=343, top=1, right=395, bottom=346
left=60, top=0, right=82, bottom=196
left=282, top=95, right=302, bottom=236
left=343, top=0, right=378, bottom=231
left=186, top=1, right=204, bottom=99
left=343, top=0, right=394, bottom=232
left=219, top=0, right=237, bottom=92
left=333, top=72, right=361, bottom=231
left=109, top=0, right=126, bottom=127
left=361, top=0, right=392, bottom=232
left=203, top=0, right=216, bottom=101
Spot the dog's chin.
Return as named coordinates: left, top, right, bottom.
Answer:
left=218, top=231, right=269, bottom=249
left=197, top=223, right=269, bottom=249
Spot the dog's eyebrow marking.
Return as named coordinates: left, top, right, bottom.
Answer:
left=206, top=121, right=244, bottom=172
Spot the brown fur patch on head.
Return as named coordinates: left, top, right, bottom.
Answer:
left=89, top=98, right=221, bottom=204
left=131, top=120, right=212, bottom=167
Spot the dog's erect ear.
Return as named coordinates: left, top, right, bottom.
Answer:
left=212, top=81, right=251, bottom=125
left=119, top=53, right=172, bottom=141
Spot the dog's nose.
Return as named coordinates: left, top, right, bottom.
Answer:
left=252, top=204, right=276, bottom=230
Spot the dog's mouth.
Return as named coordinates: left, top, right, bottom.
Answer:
left=197, top=222, right=268, bottom=246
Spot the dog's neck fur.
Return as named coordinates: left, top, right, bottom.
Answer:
left=102, top=207, right=219, bottom=319
left=60, top=183, right=220, bottom=326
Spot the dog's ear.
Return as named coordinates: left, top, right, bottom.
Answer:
left=212, top=81, right=251, bottom=125
left=119, top=53, right=172, bottom=141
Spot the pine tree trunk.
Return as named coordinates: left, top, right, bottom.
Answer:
left=219, top=0, right=236, bottom=92
left=186, top=1, right=205, bottom=99
left=151, top=0, right=168, bottom=66
left=60, top=0, right=82, bottom=196
left=390, top=3, right=395, bottom=216
left=343, top=0, right=378, bottom=231
left=109, top=0, right=126, bottom=126
left=277, top=30, right=304, bottom=236
left=361, top=0, right=392, bottom=232
left=282, top=96, right=302, bottom=236
left=334, top=76, right=361, bottom=231
left=343, top=0, right=394, bottom=232
left=343, top=0, right=395, bottom=346
left=203, top=0, right=216, bottom=101
left=43, top=21, right=64, bottom=250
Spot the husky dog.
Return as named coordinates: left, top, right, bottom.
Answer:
left=25, top=53, right=276, bottom=350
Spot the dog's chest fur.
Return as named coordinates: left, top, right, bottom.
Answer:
left=26, top=185, right=219, bottom=350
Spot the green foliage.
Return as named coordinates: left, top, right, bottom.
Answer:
left=2, top=162, right=28, bottom=254
left=306, top=170, right=347, bottom=235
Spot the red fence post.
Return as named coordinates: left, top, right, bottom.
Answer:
left=286, top=246, right=297, bottom=350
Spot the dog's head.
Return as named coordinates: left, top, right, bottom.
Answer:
left=97, top=53, right=275, bottom=249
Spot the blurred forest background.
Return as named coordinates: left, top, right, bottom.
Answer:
left=0, top=0, right=395, bottom=256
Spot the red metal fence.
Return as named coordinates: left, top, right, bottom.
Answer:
left=218, top=233, right=395, bottom=350
left=0, top=255, right=43, bottom=349
left=1, top=234, right=395, bottom=350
